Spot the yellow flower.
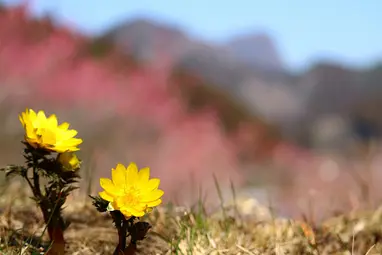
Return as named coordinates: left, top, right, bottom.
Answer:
left=57, top=152, right=81, bottom=171
left=19, top=108, right=82, bottom=153
left=99, top=163, right=164, bottom=218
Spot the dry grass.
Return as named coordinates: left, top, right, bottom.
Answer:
left=1, top=181, right=382, bottom=255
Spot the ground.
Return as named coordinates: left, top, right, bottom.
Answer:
left=1, top=183, right=382, bottom=255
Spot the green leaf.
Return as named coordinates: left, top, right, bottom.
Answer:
left=0, top=164, right=26, bottom=178
left=89, top=195, right=109, bottom=213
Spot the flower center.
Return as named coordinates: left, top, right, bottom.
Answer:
left=122, top=187, right=140, bottom=205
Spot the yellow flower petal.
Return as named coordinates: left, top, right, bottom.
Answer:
left=99, top=191, right=115, bottom=202
left=37, top=111, right=47, bottom=123
left=122, top=206, right=145, bottom=217
left=120, top=210, right=133, bottom=218
left=146, top=178, right=160, bottom=191
left=110, top=201, right=120, bottom=210
left=57, top=129, right=78, bottom=140
left=141, top=189, right=164, bottom=202
left=100, top=178, right=122, bottom=196
left=137, top=167, right=150, bottom=184
left=47, top=114, right=58, bottom=127
left=28, top=109, right=36, bottom=119
left=146, top=199, right=162, bottom=207
left=126, top=162, right=138, bottom=184
left=58, top=122, right=70, bottom=130
left=112, top=164, right=126, bottom=187
left=41, top=128, right=56, bottom=145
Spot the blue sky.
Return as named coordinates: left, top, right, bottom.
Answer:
left=3, top=0, right=382, bottom=70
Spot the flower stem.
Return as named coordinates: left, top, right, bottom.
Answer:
left=112, top=211, right=128, bottom=255
left=41, top=192, right=66, bottom=255
left=45, top=227, right=65, bottom=255
left=112, top=213, right=138, bottom=255
left=27, top=150, right=66, bottom=254
left=116, top=222, right=127, bottom=254
left=124, top=241, right=137, bottom=255
left=33, top=168, right=42, bottom=197
left=31, top=152, right=42, bottom=199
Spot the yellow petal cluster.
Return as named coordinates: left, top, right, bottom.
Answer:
left=99, top=163, right=164, bottom=218
left=57, top=152, right=81, bottom=171
left=19, top=109, right=82, bottom=153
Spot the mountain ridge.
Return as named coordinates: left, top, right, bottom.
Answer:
left=100, top=16, right=382, bottom=150
left=103, top=17, right=285, bottom=73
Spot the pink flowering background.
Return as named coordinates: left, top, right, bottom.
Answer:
left=0, top=2, right=382, bottom=222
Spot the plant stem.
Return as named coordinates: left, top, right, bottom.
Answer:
left=113, top=212, right=128, bottom=255
left=24, top=175, right=36, bottom=196
left=33, top=153, right=42, bottom=192
left=42, top=191, right=66, bottom=255
left=124, top=241, right=137, bottom=255
left=33, top=168, right=42, bottom=197
left=118, top=223, right=127, bottom=253
left=45, top=226, right=65, bottom=255
left=28, top=151, right=66, bottom=255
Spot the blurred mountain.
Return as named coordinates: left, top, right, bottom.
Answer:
left=102, top=18, right=193, bottom=61
left=103, top=18, right=288, bottom=80
left=226, top=33, right=284, bottom=71
left=103, top=18, right=300, bottom=128
left=292, top=62, right=382, bottom=149
left=102, top=17, right=382, bottom=151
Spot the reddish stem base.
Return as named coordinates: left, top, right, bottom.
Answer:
left=45, top=226, right=65, bottom=255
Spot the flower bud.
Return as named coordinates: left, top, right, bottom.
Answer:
left=57, top=152, right=81, bottom=172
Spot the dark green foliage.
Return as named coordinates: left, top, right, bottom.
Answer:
left=89, top=195, right=109, bottom=213
left=1, top=141, right=82, bottom=241
left=0, top=164, right=27, bottom=178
